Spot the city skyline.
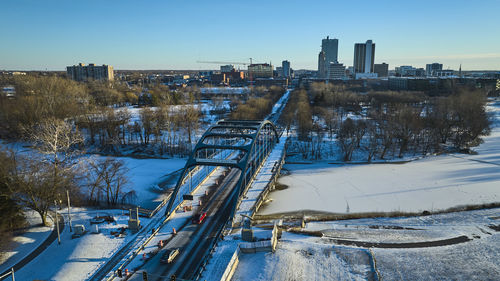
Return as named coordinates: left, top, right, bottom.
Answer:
left=1, top=0, right=500, bottom=71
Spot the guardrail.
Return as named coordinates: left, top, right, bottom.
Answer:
left=219, top=247, right=241, bottom=281
left=249, top=141, right=286, bottom=217
left=95, top=92, right=291, bottom=281
left=99, top=166, right=220, bottom=281
left=193, top=219, right=231, bottom=281
left=193, top=91, right=290, bottom=280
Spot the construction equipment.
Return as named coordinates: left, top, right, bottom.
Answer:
left=196, top=58, right=253, bottom=66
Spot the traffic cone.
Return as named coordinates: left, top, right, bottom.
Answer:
left=124, top=268, right=129, bottom=276
left=173, top=227, right=177, bottom=235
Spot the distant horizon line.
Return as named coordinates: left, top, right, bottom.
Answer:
left=2, top=68, right=500, bottom=72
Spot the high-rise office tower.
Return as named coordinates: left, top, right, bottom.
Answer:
left=322, top=36, right=339, bottom=65
left=282, top=60, right=291, bottom=78
left=353, top=40, right=375, bottom=74
left=318, top=51, right=327, bottom=78
left=317, top=36, right=339, bottom=78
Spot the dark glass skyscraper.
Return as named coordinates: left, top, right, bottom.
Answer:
left=318, top=36, right=339, bottom=78
left=353, top=40, right=375, bottom=74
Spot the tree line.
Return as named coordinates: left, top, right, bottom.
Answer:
left=0, top=74, right=206, bottom=240
left=76, top=104, right=200, bottom=156
left=230, top=86, right=285, bottom=120
left=0, top=119, right=133, bottom=234
left=0, top=75, right=204, bottom=156
left=280, top=82, right=491, bottom=161
left=0, top=74, right=288, bottom=241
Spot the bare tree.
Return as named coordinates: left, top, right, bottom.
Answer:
left=14, top=118, right=83, bottom=225
left=180, top=105, right=200, bottom=147
left=0, top=150, right=24, bottom=232
left=87, top=157, right=129, bottom=206
left=449, top=90, right=490, bottom=150
left=140, top=107, right=154, bottom=145
left=365, top=121, right=379, bottom=162
left=12, top=157, right=57, bottom=226
left=337, top=118, right=357, bottom=161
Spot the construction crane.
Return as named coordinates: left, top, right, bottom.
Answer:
left=197, top=58, right=260, bottom=83
left=196, top=58, right=254, bottom=66
left=197, top=60, right=248, bottom=65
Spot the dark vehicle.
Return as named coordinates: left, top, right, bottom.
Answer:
left=192, top=212, right=207, bottom=224
left=160, top=248, right=180, bottom=264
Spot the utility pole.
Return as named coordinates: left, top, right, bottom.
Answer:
left=54, top=200, right=61, bottom=244
left=66, top=190, right=72, bottom=232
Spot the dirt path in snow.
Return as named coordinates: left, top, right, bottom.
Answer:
left=326, top=235, right=471, bottom=249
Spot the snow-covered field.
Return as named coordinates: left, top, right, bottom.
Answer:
left=312, top=208, right=500, bottom=281
left=232, top=235, right=371, bottom=281
left=100, top=156, right=186, bottom=209
left=259, top=101, right=500, bottom=215
left=374, top=233, right=500, bottom=281
left=234, top=208, right=500, bottom=281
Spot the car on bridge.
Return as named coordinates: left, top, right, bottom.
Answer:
left=160, top=248, right=180, bottom=264
left=192, top=212, right=207, bottom=224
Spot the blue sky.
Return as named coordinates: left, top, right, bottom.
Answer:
left=1, top=0, right=499, bottom=70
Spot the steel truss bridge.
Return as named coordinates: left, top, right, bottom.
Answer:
left=165, top=119, right=279, bottom=220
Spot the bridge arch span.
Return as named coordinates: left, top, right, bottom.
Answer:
left=165, top=119, right=279, bottom=217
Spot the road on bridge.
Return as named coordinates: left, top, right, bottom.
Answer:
left=129, top=168, right=240, bottom=281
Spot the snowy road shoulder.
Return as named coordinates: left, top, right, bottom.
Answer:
left=3, top=208, right=150, bottom=281
left=0, top=210, right=52, bottom=274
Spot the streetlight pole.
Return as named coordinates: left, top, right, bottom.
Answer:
left=66, top=190, right=72, bottom=232
left=54, top=200, right=61, bottom=245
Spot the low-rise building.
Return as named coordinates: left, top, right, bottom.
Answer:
left=66, top=63, right=114, bottom=81
left=253, top=78, right=288, bottom=88
left=220, top=65, right=234, bottom=73
left=328, top=62, right=346, bottom=79
left=248, top=63, right=273, bottom=79
left=426, top=63, right=443, bottom=76
left=374, top=63, right=389, bottom=77
left=389, top=77, right=408, bottom=90
left=355, top=72, right=378, bottom=79
left=389, top=77, right=434, bottom=91
left=395, top=65, right=425, bottom=77
left=276, top=67, right=283, bottom=77
left=434, top=70, right=455, bottom=77
left=199, top=71, right=213, bottom=78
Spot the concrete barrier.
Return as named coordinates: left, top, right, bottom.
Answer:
left=219, top=247, right=241, bottom=281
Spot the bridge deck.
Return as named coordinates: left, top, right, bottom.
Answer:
left=201, top=134, right=288, bottom=281
left=233, top=135, right=287, bottom=226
